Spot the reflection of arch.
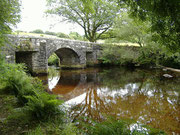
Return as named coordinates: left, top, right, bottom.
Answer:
left=52, top=71, right=81, bottom=95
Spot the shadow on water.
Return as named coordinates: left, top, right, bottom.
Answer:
left=39, top=67, right=180, bottom=134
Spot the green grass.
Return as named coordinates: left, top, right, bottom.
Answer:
left=12, top=32, right=59, bottom=38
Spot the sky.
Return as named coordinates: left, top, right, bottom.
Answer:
left=15, top=0, right=84, bottom=35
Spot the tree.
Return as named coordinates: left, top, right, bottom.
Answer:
left=69, top=32, right=84, bottom=41
left=45, top=31, right=56, bottom=36
left=112, top=13, right=152, bottom=47
left=120, top=0, right=180, bottom=52
left=56, top=32, right=70, bottom=39
left=46, top=0, right=120, bottom=42
left=0, top=0, right=21, bottom=48
left=30, top=29, right=44, bottom=34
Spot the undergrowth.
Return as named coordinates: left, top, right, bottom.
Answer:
left=99, top=44, right=180, bottom=69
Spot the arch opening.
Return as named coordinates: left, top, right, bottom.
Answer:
left=15, top=51, right=33, bottom=72
left=48, top=48, right=84, bottom=69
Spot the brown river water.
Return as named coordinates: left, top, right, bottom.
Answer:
left=39, top=67, right=180, bottom=134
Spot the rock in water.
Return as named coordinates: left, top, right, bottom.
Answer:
left=163, top=74, right=173, bottom=78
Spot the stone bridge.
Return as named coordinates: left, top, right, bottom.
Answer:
left=2, top=35, right=102, bottom=74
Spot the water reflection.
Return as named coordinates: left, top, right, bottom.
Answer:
left=40, top=67, right=180, bottom=134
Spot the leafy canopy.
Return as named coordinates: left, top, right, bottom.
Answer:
left=0, top=0, right=21, bottom=48
left=120, top=0, right=180, bottom=52
left=46, top=0, right=120, bottom=42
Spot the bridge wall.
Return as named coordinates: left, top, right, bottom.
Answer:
left=3, top=35, right=102, bottom=74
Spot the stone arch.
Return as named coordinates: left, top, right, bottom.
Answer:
left=48, top=47, right=86, bottom=69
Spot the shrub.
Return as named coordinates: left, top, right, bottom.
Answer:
left=45, top=31, right=56, bottom=36
left=99, top=45, right=139, bottom=66
left=56, top=32, right=70, bottom=39
left=160, top=52, right=180, bottom=69
left=30, top=29, right=44, bottom=34
left=48, top=53, right=60, bottom=66
left=136, top=46, right=160, bottom=67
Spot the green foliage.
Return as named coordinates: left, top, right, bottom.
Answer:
left=136, top=45, right=160, bottom=67
left=100, top=43, right=180, bottom=68
left=0, top=0, right=21, bottom=48
left=24, top=93, right=64, bottom=121
left=0, top=60, right=64, bottom=121
left=159, top=52, right=180, bottom=69
left=30, top=29, right=44, bottom=34
left=85, top=119, right=130, bottom=135
left=112, top=12, right=153, bottom=47
left=99, top=45, right=139, bottom=66
left=26, top=126, right=44, bottom=135
left=0, top=63, right=38, bottom=104
left=137, top=45, right=180, bottom=68
left=98, top=29, right=115, bottom=40
left=56, top=32, right=70, bottom=39
left=61, top=123, right=80, bottom=135
left=46, top=0, right=120, bottom=42
left=45, top=31, right=56, bottom=36
left=48, top=53, right=59, bottom=66
left=121, top=0, right=180, bottom=52
left=69, top=32, right=85, bottom=41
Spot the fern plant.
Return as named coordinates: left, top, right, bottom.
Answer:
left=24, top=93, right=64, bottom=121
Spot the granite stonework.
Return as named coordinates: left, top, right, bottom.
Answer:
left=2, top=35, right=102, bottom=74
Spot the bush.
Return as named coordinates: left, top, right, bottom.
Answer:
left=45, top=31, right=56, bottom=36
left=136, top=46, right=160, bottom=67
left=48, top=53, right=60, bottom=66
left=99, top=45, right=139, bottom=66
left=56, top=32, right=70, bottom=39
left=30, top=29, right=44, bottom=34
left=160, top=52, right=180, bottom=69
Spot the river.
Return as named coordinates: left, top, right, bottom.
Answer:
left=39, top=67, right=180, bottom=134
